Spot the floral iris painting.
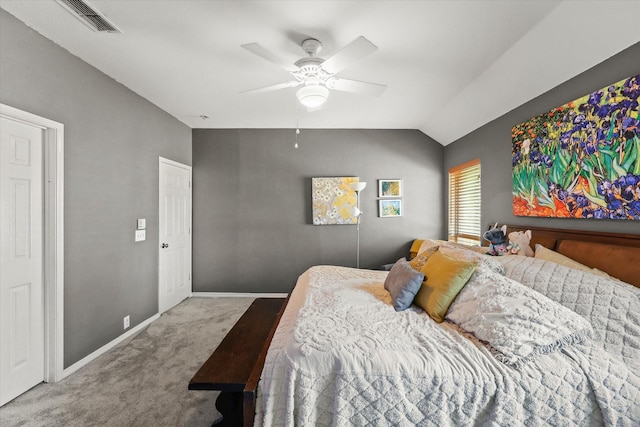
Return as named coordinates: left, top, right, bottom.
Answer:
left=512, top=75, right=640, bottom=220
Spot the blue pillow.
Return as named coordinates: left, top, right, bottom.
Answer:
left=384, top=258, right=425, bottom=311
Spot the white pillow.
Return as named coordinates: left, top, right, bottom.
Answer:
left=446, top=265, right=593, bottom=367
left=534, top=244, right=611, bottom=278
left=417, top=239, right=447, bottom=253
left=438, top=243, right=506, bottom=276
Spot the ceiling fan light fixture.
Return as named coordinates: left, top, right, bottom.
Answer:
left=296, top=84, right=329, bottom=108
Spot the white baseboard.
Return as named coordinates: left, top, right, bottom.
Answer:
left=191, top=292, right=288, bottom=298
left=59, top=294, right=285, bottom=381
left=60, top=313, right=160, bottom=380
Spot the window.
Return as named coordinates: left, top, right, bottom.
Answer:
left=448, top=159, right=481, bottom=245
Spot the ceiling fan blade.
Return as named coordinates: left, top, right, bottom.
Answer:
left=326, top=77, right=386, bottom=96
left=241, top=81, right=301, bottom=94
left=241, top=43, right=296, bottom=72
left=321, top=36, right=378, bottom=74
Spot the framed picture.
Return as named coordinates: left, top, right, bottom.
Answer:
left=512, top=74, right=639, bottom=220
left=379, top=199, right=402, bottom=217
left=311, top=177, right=360, bottom=225
left=378, top=179, right=402, bottom=197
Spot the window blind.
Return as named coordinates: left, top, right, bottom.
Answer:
left=448, top=159, right=481, bottom=245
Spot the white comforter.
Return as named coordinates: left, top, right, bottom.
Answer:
left=255, top=263, right=640, bottom=426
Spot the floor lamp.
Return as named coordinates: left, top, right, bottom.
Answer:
left=350, top=181, right=367, bottom=268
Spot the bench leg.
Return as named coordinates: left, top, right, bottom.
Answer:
left=213, top=391, right=243, bottom=426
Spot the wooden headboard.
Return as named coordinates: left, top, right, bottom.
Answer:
left=497, top=225, right=640, bottom=288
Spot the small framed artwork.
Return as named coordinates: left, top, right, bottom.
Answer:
left=378, top=179, right=402, bottom=198
left=379, top=199, right=402, bottom=217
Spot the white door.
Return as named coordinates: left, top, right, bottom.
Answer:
left=0, top=117, right=44, bottom=406
left=158, top=158, right=192, bottom=313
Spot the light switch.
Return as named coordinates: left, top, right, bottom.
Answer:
left=135, top=229, right=146, bottom=242
left=137, top=218, right=146, bottom=230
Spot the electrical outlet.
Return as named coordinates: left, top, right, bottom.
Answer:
left=135, top=229, right=146, bottom=242
left=124, top=315, right=130, bottom=330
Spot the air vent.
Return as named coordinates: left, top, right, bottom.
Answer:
left=56, top=0, right=122, bottom=33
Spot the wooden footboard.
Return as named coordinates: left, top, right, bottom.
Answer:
left=189, top=297, right=288, bottom=426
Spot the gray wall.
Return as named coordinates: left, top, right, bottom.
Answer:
left=193, top=129, right=444, bottom=293
left=444, top=42, right=640, bottom=236
left=0, top=10, right=192, bottom=367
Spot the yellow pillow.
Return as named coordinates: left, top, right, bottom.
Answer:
left=409, top=239, right=426, bottom=260
left=414, top=251, right=477, bottom=323
left=534, top=244, right=610, bottom=278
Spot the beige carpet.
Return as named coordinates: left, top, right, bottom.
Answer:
left=0, top=297, right=254, bottom=427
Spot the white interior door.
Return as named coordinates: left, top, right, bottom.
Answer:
left=158, top=158, right=192, bottom=313
left=0, top=117, right=44, bottom=406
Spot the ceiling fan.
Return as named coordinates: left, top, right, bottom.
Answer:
left=241, top=36, right=386, bottom=108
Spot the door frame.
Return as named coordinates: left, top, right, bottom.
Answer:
left=0, top=104, right=64, bottom=383
left=158, top=157, right=192, bottom=313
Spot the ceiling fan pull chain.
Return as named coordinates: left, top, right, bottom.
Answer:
left=295, top=102, right=300, bottom=149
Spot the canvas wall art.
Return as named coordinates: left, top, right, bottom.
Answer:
left=312, top=177, right=359, bottom=225
left=512, top=74, right=639, bottom=220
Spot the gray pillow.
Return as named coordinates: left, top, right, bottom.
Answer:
left=384, top=258, right=425, bottom=311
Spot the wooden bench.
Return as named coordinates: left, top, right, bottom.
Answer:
left=189, top=297, right=287, bottom=426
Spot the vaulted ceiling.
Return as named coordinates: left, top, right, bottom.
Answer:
left=1, top=1, right=637, bottom=145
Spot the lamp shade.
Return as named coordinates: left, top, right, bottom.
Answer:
left=296, top=84, right=329, bottom=108
left=350, top=181, right=367, bottom=192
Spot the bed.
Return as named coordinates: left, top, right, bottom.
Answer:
left=495, top=225, right=640, bottom=288
left=254, top=226, right=640, bottom=426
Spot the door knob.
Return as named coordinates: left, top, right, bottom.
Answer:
left=161, top=243, right=169, bottom=248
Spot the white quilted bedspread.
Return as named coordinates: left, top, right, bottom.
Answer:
left=255, top=264, right=640, bottom=426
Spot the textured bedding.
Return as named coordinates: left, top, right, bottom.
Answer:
left=497, top=256, right=640, bottom=368
left=446, top=264, right=594, bottom=367
left=255, top=262, right=640, bottom=426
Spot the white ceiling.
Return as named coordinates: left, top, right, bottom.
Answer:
left=1, top=1, right=638, bottom=145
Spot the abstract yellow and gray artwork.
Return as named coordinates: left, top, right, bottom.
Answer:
left=312, top=177, right=359, bottom=225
